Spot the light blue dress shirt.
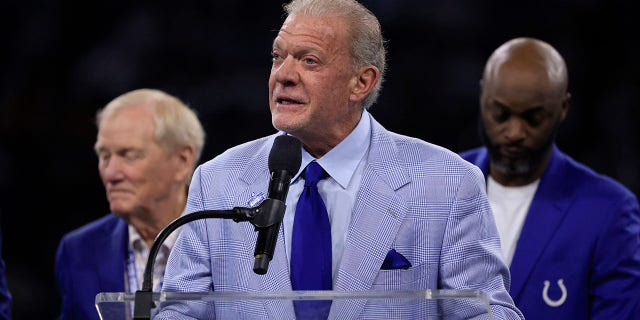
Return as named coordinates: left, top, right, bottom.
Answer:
left=283, top=110, right=371, bottom=284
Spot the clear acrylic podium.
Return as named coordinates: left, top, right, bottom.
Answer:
left=96, top=289, right=493, bottom=319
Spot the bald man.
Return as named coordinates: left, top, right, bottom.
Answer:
left=460, top=37, right=640, bottom=319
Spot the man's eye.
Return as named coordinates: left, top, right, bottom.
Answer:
left=524, top=113, right=545, bottom=127
left=97, top=153, right=110, bottom=162
left=303, top=57, right=317, bottom=65
left=493, top=109, right=509, bottom=122
left=122, top=150, right=142, bottom=161
left=271, top=52, right=281, bottom=62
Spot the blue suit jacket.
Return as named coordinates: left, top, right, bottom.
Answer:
left=460, top=145, right=640, bottom=319
left=55, top=214, right=128, bottom=320
left=157, top=116, right=523, bottom=319
left=0, top=228, right=11, bottom=320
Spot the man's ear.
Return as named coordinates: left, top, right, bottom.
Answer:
left=559, top=92, right=571, bottom=122
left=349, top=66, right=379, bottom=103
left=174, top=145, right=196, bottom=182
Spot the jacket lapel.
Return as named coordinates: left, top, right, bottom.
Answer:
left=96, top=216, right=128, bottom=292
left=508, top=146, right=573, bottom=300
left=330, top=118, right=410, bottom=319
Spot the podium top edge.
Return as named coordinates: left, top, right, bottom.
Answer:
left=96, top=289, right=488, bottom=303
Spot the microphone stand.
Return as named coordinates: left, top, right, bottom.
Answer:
left=132, top=198, right=286, bottom=319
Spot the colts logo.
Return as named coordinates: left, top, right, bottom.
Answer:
left=542, top=279, right=567, bottom=307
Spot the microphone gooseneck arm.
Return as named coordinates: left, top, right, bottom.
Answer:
left=134, top=201, right=280, bottom=319
left=140, top=207, right=257, bottom=293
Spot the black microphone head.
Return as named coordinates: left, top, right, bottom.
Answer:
left=269, top=135, right=302, bottom=174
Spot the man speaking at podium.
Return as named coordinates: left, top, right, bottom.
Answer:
left=157, top=0, right=523, bottom=319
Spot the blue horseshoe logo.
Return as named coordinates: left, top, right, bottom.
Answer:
left=542, top=279, right=567, bottom=307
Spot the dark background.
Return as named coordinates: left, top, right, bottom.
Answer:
left=0, top=1, right=637, bottom=319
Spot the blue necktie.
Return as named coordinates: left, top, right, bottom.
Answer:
left=291, top=161, right=332, bottom=319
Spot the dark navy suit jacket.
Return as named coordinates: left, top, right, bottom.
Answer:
left=461, top=144, right=640, bottom=319
left=0, top=227, right=11, bottom=320
left=55, top=214, right=128, bottom=320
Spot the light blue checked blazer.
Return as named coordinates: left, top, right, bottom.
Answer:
left=157, top=115, right=523, bottom=319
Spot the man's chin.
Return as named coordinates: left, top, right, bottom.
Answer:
left=109, top=202, right=134, bottom=216
left=272, top=122, right=304, bottom=138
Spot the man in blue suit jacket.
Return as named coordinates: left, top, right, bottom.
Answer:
left=460, top=37, right=640, bottom=319
left=54, top=89, right=205, bottom=320
left=157, top=0, right=523, bottom=319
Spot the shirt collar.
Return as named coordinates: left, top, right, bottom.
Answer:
left=128, top=213, right=184, bottom=251
left=294, top=109, right=371, bottom=188
left=128, top=224, right=143, bottom=250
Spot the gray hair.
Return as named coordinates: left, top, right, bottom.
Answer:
left=96, top=88, right=206, bottom=170
left=284, top=0, right=386, bottom=109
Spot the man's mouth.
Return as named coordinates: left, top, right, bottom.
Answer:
left=500, top=145, right=527, bottom=158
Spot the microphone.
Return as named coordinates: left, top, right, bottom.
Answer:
left=253, top=134, right=301, bottom=274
